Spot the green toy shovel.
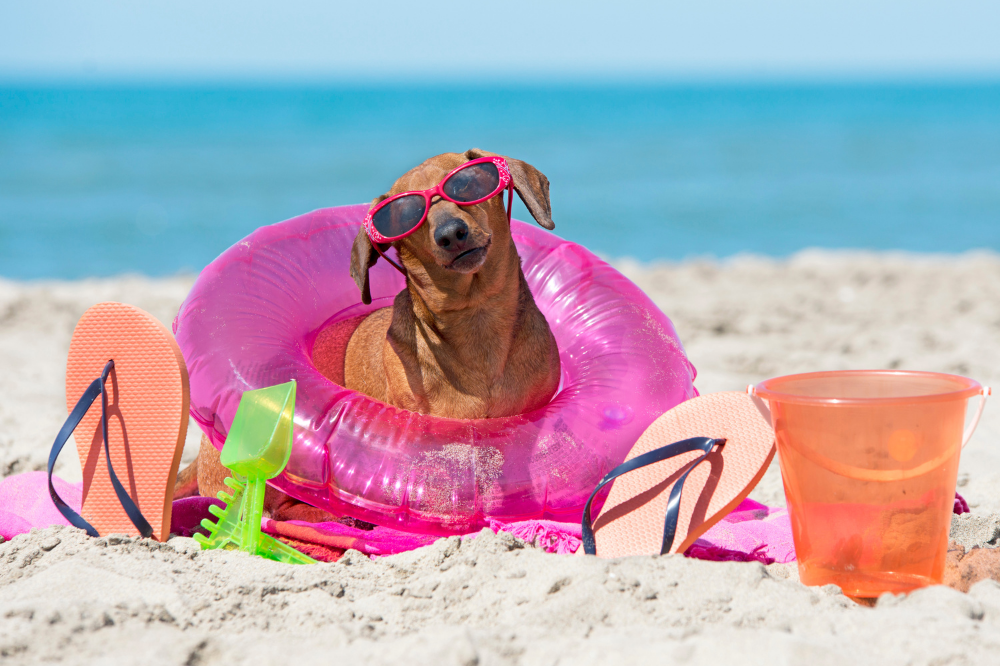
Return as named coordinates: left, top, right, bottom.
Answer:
left=194, top=380, right=317, bottom=564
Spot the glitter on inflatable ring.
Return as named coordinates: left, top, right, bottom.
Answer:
left=174, top=205, right=698, bottom=535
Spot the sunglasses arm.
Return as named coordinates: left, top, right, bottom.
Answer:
left=506, top=183, right=513, bottom=223
left=373, top=242, right=408, bottom=277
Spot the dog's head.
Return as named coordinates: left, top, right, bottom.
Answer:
left=351, top=149, right=554, bottom=304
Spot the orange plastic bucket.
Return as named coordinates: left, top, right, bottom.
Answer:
left=754, top=370, right=990, bottom=598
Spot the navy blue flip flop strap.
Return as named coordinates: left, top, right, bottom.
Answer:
left=48, top=375, right=102, bottom=536
left=581, top=436, right=726, bottom=556
left=47, top=360, right=154, bottom=539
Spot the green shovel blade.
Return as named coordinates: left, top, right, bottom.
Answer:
left=220, top=380, right=296, bottom=479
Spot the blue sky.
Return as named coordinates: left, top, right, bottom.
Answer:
left=2, top=0, right=999, bottom=81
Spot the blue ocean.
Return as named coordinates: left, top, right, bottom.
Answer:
left=1, top=83, right=998, bottom=279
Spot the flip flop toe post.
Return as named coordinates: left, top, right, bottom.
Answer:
left=585, top=391, right=775, bottom=558
left=64, top=302, right=189, bottom=541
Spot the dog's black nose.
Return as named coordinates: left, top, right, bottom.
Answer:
left=434, top=218, right=469, bottom=250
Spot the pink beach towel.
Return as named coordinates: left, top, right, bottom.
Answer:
left=0, top=471, right=968, bottom=566
left=0, top=471, right=797, bottom=563
left=687, top=498, right=795, bottom=564
left=0, top=472, right=84, bottom=541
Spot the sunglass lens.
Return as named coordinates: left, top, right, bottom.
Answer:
left=442, top=162, right=500, bottom=203
left=372, top=195, right=426, bottom=238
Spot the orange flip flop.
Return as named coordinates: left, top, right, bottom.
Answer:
left=49, top=302, right=189, bottom=541
left=582, top=391, right=775, bottom=557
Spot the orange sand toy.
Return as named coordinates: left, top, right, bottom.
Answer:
left=585, top=392, right=776, bottom=558
left=65, top=302, right=189, bottom=541
left=755, top=370, right=991, bottom=598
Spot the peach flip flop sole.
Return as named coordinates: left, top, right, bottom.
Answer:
left=65, top=302, right=189, bottom=541
left=589, top=391, right=775, bottom=558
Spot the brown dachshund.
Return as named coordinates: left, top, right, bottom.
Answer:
left=345, top=148, right=561, bottom=418
left=177, top=149, right=560, bottom=520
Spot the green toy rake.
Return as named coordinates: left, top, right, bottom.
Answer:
left=193, top=380, right=317, bottom=564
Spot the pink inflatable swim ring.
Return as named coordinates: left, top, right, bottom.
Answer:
left=174, top=205, right=697, bottom=535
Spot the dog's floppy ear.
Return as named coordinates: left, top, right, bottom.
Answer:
left=352, top=198, right=390, bottom=305
left=350, top=227, right=379, bottom=305
left=465, top=148, right=554, bottom=230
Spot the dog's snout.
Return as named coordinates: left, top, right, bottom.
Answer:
left=434, top=218, right=470, bottom=250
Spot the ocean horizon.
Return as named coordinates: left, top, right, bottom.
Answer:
left=2, top=81, right=999, bottom=279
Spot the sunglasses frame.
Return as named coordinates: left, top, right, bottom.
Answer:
left=363, top=156, right=512, bottom=245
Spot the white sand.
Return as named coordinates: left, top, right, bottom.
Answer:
left=2, top=251, right=1000, bottom=664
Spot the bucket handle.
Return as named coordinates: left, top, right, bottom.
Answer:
left=963, top=386, right=992, bottom=449
left=747, top=384, right=773, bottom=423
left=748, top=385, right=992, bottom=450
